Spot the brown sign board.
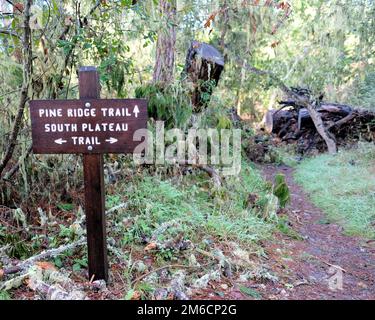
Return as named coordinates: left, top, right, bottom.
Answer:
left=28, top=66, right=148, bottom=282
left=30, top=99, right=148, bottom=154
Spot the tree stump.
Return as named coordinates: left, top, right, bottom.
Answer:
left=183, top=41, right=224, bottom=112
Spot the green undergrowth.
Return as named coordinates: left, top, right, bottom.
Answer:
left=294, top=142, right=375, bottom=238
left=116, top=161, right=277, bottom=248
left=271, top=145, right=300, bottom=167
left=0, top=160, right=281, bottom=299
left=0, top=290, right=11, bottom=300
left=104, top=161, right=281, bottom=298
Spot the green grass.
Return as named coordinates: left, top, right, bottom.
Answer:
left=294, top=142, right=375, bottom=238
left=0, top=290, right=11, bottom=300
left=270, top=145, right=300, bottom=167
left=114, top=161, right=276, bottom=248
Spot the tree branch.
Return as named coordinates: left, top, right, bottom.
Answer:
left=0, top=29, right=20, bottom=38
left=2, top=143, right=33, bottom=181
left=4, top=0, right=23, bottom=14
left=53, top=0, right=102, bottom=98
left=0, top=239, right=86, bottom=279
left=327, top=111, right=355, bottom=130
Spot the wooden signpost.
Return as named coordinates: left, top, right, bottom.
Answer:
left=29, top=66, right=148, bottom=281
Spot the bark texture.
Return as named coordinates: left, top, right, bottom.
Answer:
left=153, top=0, right=177, bottom=85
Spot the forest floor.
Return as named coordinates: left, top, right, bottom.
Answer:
left=226, top=165, right=375, bottom=300
left=2, top=150, right=374, bottom=300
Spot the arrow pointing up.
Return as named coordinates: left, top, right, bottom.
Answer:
left=133, top=105, right=140, bottom=118
left=54, top=138, right=67, bottom=145
left=105, top=137, right=118, bottom=144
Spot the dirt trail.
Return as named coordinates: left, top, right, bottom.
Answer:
left=234, top=165, right=375, bottom=300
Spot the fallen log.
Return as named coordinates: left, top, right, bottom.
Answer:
left=297, top=104, right=353, bottom=131
left=0, top=239, right=86, bottom=278
left=264, top=102, right=375, bottom=153
left=230, top=55, right=368, bottom=154
left=234, top=59, right=338, bottom=153
left=267, top=103, right=355, bottom=134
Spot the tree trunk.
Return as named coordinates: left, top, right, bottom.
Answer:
left=153, top=0, right=176, bottom=85
left=305, top=103, right=337, bottom=154
left=0, top=0, right=32, bottom=179
left=219, top=0, right=229, bottom=53
left=236, top=23, right=251, bottom=117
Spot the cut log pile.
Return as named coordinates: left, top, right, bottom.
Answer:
left=263, top=90, right=375, bottom=153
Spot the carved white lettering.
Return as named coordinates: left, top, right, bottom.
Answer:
left=101, top=108, right=133, bottom=117
left=45, top=123, right=78, bottom=132
left=71, top=136, right=101, bottom=145
left=81, top=123, right=128, bottom=132
left=39, top=109, right=62, bottom=118
left=67, top=108, right=96, bottom=117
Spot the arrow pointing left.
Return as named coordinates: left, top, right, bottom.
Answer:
left=54, top=138, right=67, bottom=145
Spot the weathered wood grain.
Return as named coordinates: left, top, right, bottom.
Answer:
left=79, top=67, right=108, bottom=282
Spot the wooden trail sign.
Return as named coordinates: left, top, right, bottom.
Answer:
left=29, top=66, right=148, bottom=281
left=30, top=99, right=147, bottom=154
